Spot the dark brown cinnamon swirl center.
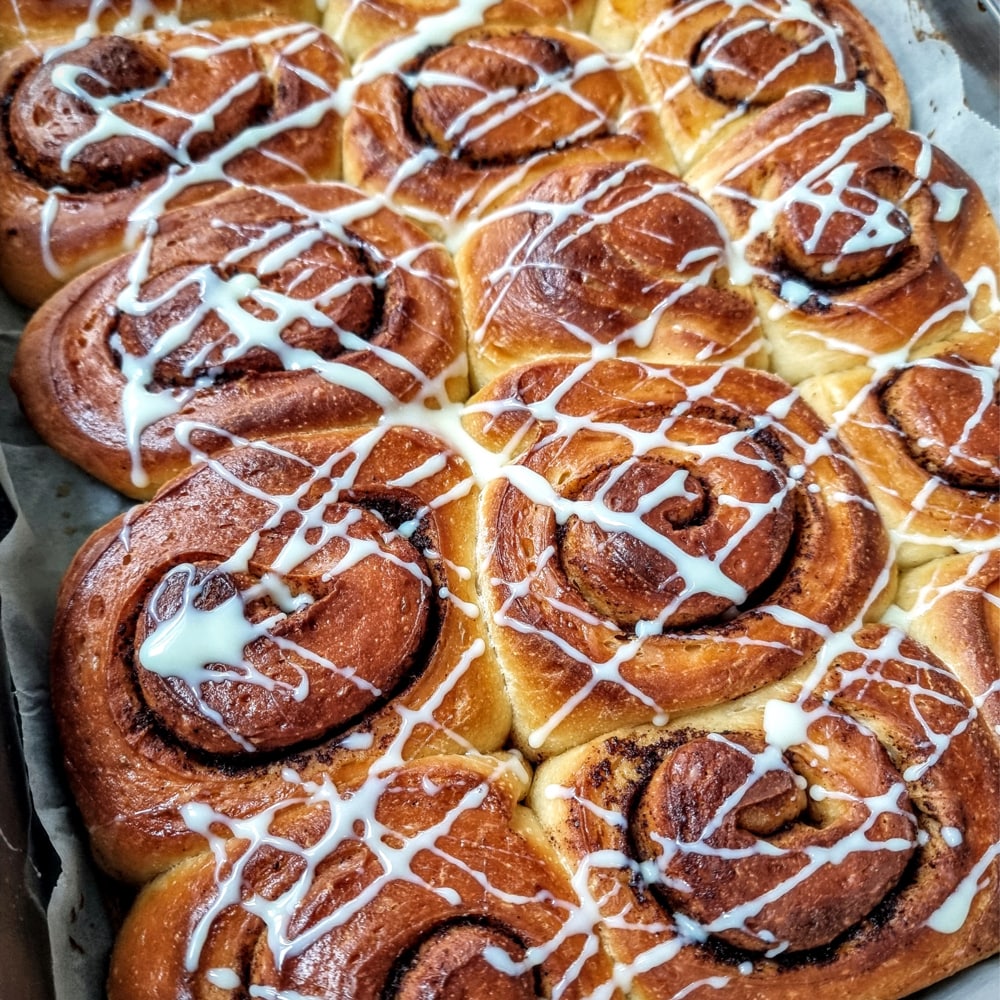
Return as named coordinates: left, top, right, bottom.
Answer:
left=559, top=432, right=796, bottom=630
left=7, top=33, right=269, bottom=191
left=112, top=228, right=385, bottom=385
left=773, top=167, right=919, bottom=287
left=632, top=726, right=917, bottom=953
left=408, top=32, right=621, bottom=164
left=692, top=15, right=852, bottom=106
left=133, top=501, right=432, bottom=756
left=391, top=921, right=538, bottom=1000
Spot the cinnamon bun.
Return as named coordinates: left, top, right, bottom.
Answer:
left=107, top=754, right=617, bottom=999
left=0, top=18, right=347, bottom=307
left=532, top=623, right=1000, bottom=998
left=597, top=0, right=909, bottom=172
left=456, top=159, right=766, bottom=389
left=464, top=358, right=892, bottom=756
left=50, top=425, right=508, bottom=882
left=799, top=329, right=999, bottom=567
left=10, top=182, right=466, bottom=498
left=342, top=22, right=671, bottom=242
left=685, top=83, right=1000, bottom=385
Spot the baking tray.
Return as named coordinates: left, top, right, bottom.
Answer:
left=0, top=1, right=997, bottom=997
left=926, top=0, right=998, bottom=128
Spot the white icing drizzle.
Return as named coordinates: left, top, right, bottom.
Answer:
left=138, top=565, right=314, bottom=752
left=463, top=157, right=764, bottom=371
left=900, top=551, right=999, bottom=623
left=23, top=19, right=350, bottom=282
left=635, top=0, right=856, bottom=164
left=927, top=842, right=1000, bottom=934
left=10, top=3, right=997, bottom=997
left=803, top=332, right=999, bottom=560
left=206, top=967, right=242, bottom=989
left=343, top=16, right=662, bottom=247
left=39, top=188, right=71, bottom=280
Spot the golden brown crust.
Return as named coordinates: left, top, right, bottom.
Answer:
left=464, top=358, right=892, bottom=756
left=5, top=4, right=996, bottom=998
left=685, top=84, right=1000, bottom=385
left=50, top=426, right=509, bottom=882
left=10, top=182, right=467, bottom=498
left=531, top=623, right=1000, bottom=998
left=106, top=754, right=619, bottom=1000
left=0, top=18, right=347, bottom=307
left=603, top=0, right=910, bottom=170
left=799, top=330, right=999, bottom=567
left=893, top=550, right=1000, bottom=739
left=323, top=0, right=597, bottom=62
left=342, top=22, right=672, bottom=240
left=456, top=160, right=766, bottom=389
left=0, top=0, right=323, bottom=52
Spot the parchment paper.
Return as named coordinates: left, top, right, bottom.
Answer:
left=0, top=1, right=997, bottom=996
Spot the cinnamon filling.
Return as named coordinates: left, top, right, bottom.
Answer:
left=881, top=355, right=1000, bottom=491
left=8, top=34, right=270, bottom=191
left=111, top=227, right=388, bottom=386
left=133, top=500, right=432, bottom=756
left=407, top=32, right=620, bottom=165
left=692, top=15, right=851, bottom=106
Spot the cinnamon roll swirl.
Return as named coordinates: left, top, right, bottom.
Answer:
left=464, top=358, right=892, bottom=756
left=0, top=18, right=347, bottom=307
left=11, top=182, right=466, bottom=498
left=456, top=160, right=766, bottom=389
left=532, top=623, right=1000, bottom=998
left=799, top=329, right=999, bottom=567
left=597, top=0, right=909, bottom=171
left=685, top=83, right=1000, bottom=385
left=342, top=23, right=671, bottom=241
left=107, top=754, right=617, bottom=1000
left=50, top=425, right=508, bottom=882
